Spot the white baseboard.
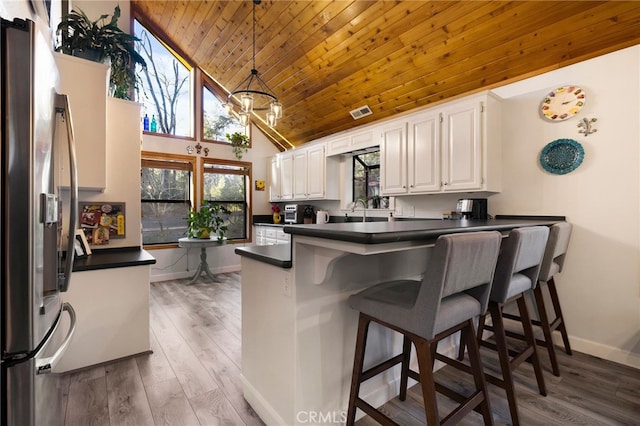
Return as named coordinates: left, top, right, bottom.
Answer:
left=566, top=334, right=640, bottom=369
left=241, top=375, right=288, bottom=426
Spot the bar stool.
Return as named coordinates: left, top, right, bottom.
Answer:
left=346, top=231, right=502, bottom=426
left=474, top=226, right=549, bottom=426
left=502, top=222, right=573, bottom=376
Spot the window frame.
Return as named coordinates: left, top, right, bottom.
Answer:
left=200, top=158, right=253, bottom=244
left=352, top=150, right=381, bottom=202
left=133, top=13, right=196, bottom=141
left=141, top=151, right=196, bottom=249
left=200, top=72, right=252, bottom=146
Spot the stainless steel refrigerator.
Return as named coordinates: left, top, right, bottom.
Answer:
left=1, top=16, right=79, bottom=426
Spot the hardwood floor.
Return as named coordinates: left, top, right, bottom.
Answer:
left=62, top=273, right=640, bottom=425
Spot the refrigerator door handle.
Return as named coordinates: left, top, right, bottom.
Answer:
left=55, top=93, right=79, bottom=292
left=35, top=302, right=77, bottom=374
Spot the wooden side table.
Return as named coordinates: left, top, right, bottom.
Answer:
left=178, top=237, right=225, bottom=285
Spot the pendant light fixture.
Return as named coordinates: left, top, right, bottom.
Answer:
left=223, top=0, right=282, bottom=128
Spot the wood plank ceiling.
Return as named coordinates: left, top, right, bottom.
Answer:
left=131, top=1, right=640, bottom=149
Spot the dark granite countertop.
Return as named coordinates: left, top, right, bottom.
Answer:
left=73, top=247, right=156, bottom=272
left=235, top=244, right=292, bottom=268
left=283, top=218, right=564, bottom=245
left=238, top=216, right=564, bottom=268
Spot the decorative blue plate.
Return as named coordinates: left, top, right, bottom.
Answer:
left=539, top=138, right=584, bottom=175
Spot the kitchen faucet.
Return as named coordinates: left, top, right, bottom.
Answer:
left=351, top=199, right=367, bottom=223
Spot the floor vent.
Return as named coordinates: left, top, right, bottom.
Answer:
left=349, top=105, right=372, bottom=120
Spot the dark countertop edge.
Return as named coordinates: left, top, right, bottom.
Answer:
left=283, top=219, right=564, bottom=245
left=253, top=223, right=286, bottom=228
left=73, top=246, right=156, bottom=272
left=235, top=245, right=292, bottom=269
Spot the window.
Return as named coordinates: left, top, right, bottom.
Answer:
left=141, top=153, right=195, bottom=245
left=202, top=159, right=251, bottom=241
left=134, top=19, right=194, bottom=138
left=202, top=78, right=247, bottom=143
left=353, top=149, right=380, bottom=202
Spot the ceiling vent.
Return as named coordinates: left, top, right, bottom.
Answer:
left=349, top=105, right=372, bottom=120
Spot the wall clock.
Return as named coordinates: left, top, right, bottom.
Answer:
left=540, top=86, right=586, bottom=121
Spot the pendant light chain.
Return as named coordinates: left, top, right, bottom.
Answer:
left=223, top=0, right=282, bottom=128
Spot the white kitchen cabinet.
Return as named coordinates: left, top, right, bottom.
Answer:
left=293, top=149, right=309, bottom=199
left=327, top=129, right=377, bottom=156
left=269, top=156, right=281, bottom=201
left=55, top=263, right=152, bottom=372
left=293, top=144, right=333, bottom=199
left=380, top=92, right=501, bottom=196
left=380, top=121, right=408, bottom=195
left=270, top=143, right=339, bottom=201
left=279, top=152, right=294, bottom=201
left=254, top=225, right=290, bottom=246
left=54, top=53, right=109, bottom=191
left=441, top=96, right=482, bottom=191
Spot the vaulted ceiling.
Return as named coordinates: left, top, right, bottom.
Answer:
left=131, top=1, right=640, bottom=150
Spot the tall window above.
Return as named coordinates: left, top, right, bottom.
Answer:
left=202, top=160, right=251, bottom=241
left=134, top=19, right=193, bottom=138
left=141, top=154, right=195, bottom=245
left=202, top=79, right=246, bottom=143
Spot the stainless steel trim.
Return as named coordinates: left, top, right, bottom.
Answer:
left=35, top=303, right=76, bottom=374
left=54, top=94, right=78, bottom=292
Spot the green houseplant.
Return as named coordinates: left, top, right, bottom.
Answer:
left=55, top=5, right=146, bottom=100
left=187, top=201, right=229, bottom=240
left=226, top=132, right=250, bottom=159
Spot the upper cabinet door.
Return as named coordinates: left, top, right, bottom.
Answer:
left=269, top=156, right=281, bottom=201
left=293, top=150, right=309, bottom=199
left=380, top=121, right=408, bottom=195
left=441, top=98, right=482, bottom=192
left=279, top=153, right=294, bottom=201
left=306, top=145, right=326, bottom=199
left=408, top=111, right=440, bottom=193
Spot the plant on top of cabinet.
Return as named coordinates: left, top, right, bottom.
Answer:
left=187, top=201, right=229, bottom=240
left=227, top=132, right=250, bottom=159
left=55, top=5, right=146, bottom=100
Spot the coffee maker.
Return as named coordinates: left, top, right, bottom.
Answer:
left=456, top=198, right=488, bottom=220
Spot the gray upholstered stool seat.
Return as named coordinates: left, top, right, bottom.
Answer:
left=501, top=222, right=573, bottom=376
left=346, top=231, right=502, bottom=426
left=470, top=226, right=550, bottom=426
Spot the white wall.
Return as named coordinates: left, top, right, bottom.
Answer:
left=143, top=125, right=279, bottom=281
left=488, top=46, right=640, bottom=368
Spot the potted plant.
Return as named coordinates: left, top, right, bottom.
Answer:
left=187, top=201, right=229, bottom=240
left=226, top=132, right=250, bottom=159
left=303, top=205, right=314, bottom=224
left=55, top=5, right=147, bottom=100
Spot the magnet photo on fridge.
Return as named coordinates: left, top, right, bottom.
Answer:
left=79, top=202, right=126, bottom=245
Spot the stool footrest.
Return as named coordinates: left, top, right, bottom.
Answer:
left=361, top=353, right=405, bottom=382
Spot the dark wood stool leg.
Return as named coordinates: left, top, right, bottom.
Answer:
left=346, top=314, right=371, bottom=426
left=489, top=302, right=520, bottom=426
left=464, top=319, right=494, bottom=425
left=399, top=336, right=412, bottom=401
left=517, top=295, right=547, bottom=396
left=414, top=337, right=440, bottom=426
left=533, top=285, right=560, bottom=376
left=548, top=278, right=572, bottom=355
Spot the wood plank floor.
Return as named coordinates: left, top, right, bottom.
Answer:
left=62, top=273, right=640, bottom=425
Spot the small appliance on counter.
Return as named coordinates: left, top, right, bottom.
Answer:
left=456, top=198, right=488, bottom=220
left=284, top=204, right=304, bottom=224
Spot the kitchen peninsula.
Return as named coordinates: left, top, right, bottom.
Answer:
left=235, top=218, right=561, bottom=425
